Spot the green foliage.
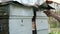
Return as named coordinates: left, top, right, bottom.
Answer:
left=48, top=10, right=60, bottom=28
left=49, top=31, right=60, bottom=34
left=49, top=32, right=55, bottom=34
left=50, top=23, right=57, bottom=28
left=48, top=17, right=57, bottom=28
left=58, top=31, right=60, bottom=34
left=49, top=11, right=60, bottom=34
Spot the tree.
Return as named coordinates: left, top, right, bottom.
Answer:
left=44, top=10, right=60, bottom=22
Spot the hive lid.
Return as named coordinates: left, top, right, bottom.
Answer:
left=0, top=1, right=37, bottom=8
left=38, top=3, right=55, bottom=10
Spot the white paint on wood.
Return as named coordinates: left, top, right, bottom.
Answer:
left=36, top=11, right=47, bottom=17
left=15, top=0, right=37, bottom=5
left=37, top=29, right=49, bottom=34
left=36, top=11, right=49, bottom=34
left=16, top=0, right=46, bottom=5
left=1, top=0, right=12, bottom=2
left=9, top=5, right=33, bottom=16
left=1, top=0, right=46, bottom=5
left=38, top=0, right=46, bottom=5
left=36, top=19, right=48, bottom=30
left=9, top=4, right=33, bottom=34
left=9, top=18, right=32, bottom=34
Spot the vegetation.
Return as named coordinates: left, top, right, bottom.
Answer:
left=48, top=11, right=60, bottom=34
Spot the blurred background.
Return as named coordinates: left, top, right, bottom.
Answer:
left=48, top=2, right=60, bottom=34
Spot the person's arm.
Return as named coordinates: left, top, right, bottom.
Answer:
left=44, top=10, right=60, bottom=22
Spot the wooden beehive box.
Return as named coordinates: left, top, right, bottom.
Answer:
left=36, top=11, right=49, bottom=34
left=0, top=1, right=34, bottom=34
left=0, top=3, right=9, bottom=34
left=8, top=1, right=33, bottom=34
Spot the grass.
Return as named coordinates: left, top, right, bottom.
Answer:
left=49, top=31, right=60, bottom=34
left=58, top=31, right=60, bottom=34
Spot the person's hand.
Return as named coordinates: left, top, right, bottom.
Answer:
left=43, top=10, right=52, bottom=17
